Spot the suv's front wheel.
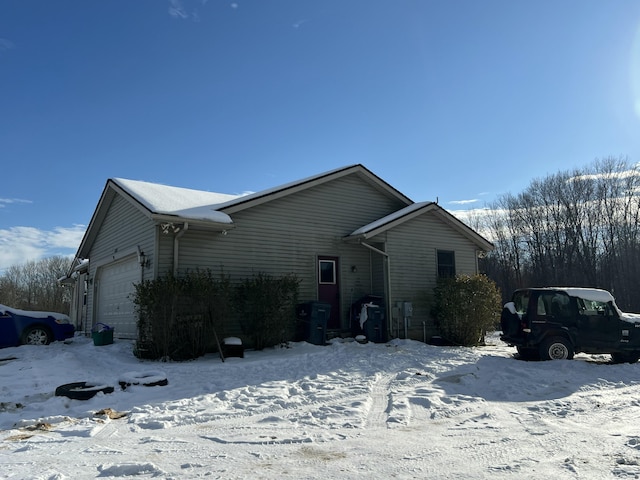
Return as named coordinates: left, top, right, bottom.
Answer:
left=539, top=336, right=574, bottom=360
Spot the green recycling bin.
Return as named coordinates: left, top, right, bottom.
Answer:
left=92, top=323, right=114, bottom=346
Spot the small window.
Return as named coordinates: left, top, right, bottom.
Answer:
left=319, top=260, right=336, bottom=284
left=437, top=250, right=456, bottom=278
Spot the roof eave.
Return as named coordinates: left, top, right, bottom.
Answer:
left=343, top=233, right=369, bottom=243
left=220, top=164, right=412, bottom=214
left=150, top=213, right=235, bottom=230
left=345, top=202, right=437, bottom=241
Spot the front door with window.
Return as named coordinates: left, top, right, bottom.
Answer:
left=318, top=256, right=341, bottom=329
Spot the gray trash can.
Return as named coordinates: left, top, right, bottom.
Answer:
left=296, top=302, right=331, bottom=345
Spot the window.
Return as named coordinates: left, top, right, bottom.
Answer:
left=512, top=290, right=530, bottom=315
left=577, top=297, right=614, bottom=317
left=437, top=250, right=455, bottom=278
left=319, top=260, right=336, bottom=284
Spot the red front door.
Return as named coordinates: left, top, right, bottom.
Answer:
left=318, top=256, right=341, bottom=329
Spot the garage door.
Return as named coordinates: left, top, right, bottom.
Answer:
left=97, top=256, right=140, bottom=339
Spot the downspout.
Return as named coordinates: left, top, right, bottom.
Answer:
left=173, top=222, right=189, bottom=276
left=359, top=241, right=392, bottom=339
left=137, top=245, right=145, bottom=283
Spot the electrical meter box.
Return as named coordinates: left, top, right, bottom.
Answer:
left=403, top=302, right=413, bottom=317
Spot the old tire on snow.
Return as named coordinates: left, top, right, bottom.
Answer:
left=55, top=382, right=115, bottom=400
left=539, top=336, right=574, bottom=360
left=119, top=371, right=168, bottom=390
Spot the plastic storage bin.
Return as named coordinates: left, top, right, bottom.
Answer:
left=92, top=323, right=114, bottom=346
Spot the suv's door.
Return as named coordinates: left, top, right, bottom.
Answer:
left=534, top=292, right=572, bottom=321
left=576, top=298, right=620, bottom=348
left=501, top=290, right=530, bottom=339
left=531, top=291, right=578, bottom=341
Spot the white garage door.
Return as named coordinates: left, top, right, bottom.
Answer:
left=97, top=256, right=140, bottom=339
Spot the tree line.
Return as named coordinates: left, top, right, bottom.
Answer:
left=477, top=156, right=640, bottom=311
left=0, top=256, right=73, bottom=313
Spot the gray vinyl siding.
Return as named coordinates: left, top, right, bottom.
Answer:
left=161, top=174, right=407, bottom=337
left=157, top=228, right=175, bottom=274
left=369, top=242, right=387, bottom=296
left=384, top=212, right=480, bottom=341
left=85, top=194, right=155, bottom=334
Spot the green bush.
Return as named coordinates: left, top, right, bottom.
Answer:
left=132, top=271, right=299, bottom=359
left=132, top=270, right=231, bottom=361
left=234, top=273, right=300, bottom=350
left=431, top=274, right=502, bottom=346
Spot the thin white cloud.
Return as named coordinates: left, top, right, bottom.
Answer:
left=168, top=0, right=210, bottom=20
left=293, top=19, right=308, bottom=29
left=0, top=198, right=32, bottom=207
left=168, top=0, right=189, bottom=19
left=449, top=199, right=479, bottom=205
left=0, top=225, right=85, bottom=271
left=567, top=167, right=640, bottom=183
left=230, top=2, right=239, bottom=8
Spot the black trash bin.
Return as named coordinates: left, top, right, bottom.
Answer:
left=296, top=301, right=331, bottom=345
left=351, top=296, right=386, bottom=343
left=362, top=304, right=385, bottom=343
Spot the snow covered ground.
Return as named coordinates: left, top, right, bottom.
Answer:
left=2, top=334, right=640, bottom=479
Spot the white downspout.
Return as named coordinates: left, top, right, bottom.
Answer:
left=173, top=222, right=189, bottom=275
left=359, top=241, right=392, bottom=339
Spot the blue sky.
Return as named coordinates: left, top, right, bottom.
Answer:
left=1, top=0, right=640, bottom=271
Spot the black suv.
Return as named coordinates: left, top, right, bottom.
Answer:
left=500, top=287, right=640, bottom=362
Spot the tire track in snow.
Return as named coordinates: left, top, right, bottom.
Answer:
left=365, top=373, right=394, bottom=429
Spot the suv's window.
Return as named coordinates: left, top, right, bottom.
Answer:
left=538, top=292, right=571, bottom=318
left=577, top=298, right=614, bottom=316
left=512, top=291, right=530, bottom=315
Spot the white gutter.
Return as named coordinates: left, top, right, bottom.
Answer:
left=173, top=222, right=189, bottom=275
left=359, top=241, right=392, bottom=338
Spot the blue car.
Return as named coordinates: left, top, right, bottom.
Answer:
left=0, top=304, right=75, bottom=348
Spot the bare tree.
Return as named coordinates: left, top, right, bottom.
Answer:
left=0, top=256, right=72, bottom=313
left=485, top=157, right=640, bottom=311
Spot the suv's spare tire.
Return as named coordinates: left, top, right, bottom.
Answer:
left=55, top=382, right=115, bottom=400
left=118, top=371, right=168, bottom=390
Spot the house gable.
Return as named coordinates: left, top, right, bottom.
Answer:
left=216, top=164, right=412, bottom=215
left=344, top=201, right=493, bottom=252
left=76, top=179, right=236, bottom=260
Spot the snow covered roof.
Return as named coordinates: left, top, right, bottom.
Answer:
left=345, top=201, right=494, bottom=252
left=213, top=164, right=412, bottom=213
left=113, top=178, right=239, bottom=224
left=348, top=202, right=435, bottom=237
left=111, top=164, right=411, bottom=221
left=74, top=164, right=412, bottom=262
left=552, top=287, right=616, bottom=304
